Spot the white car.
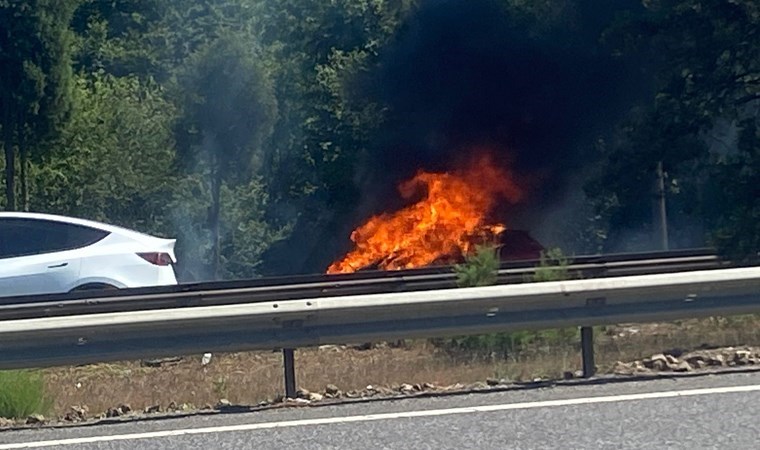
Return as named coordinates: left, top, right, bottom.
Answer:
left=0, top=212, right=178, bottom=297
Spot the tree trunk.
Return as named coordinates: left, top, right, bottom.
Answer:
left=19, top=145, right=28, bottom=212
left=18, top=118, right=28, bottom=212
left=210, top=157, right=222, bottom=280
left=3, top=101, right=15, bottom=211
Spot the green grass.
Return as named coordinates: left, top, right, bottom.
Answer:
left=0, top=370, right=51, bottom=419
left=440, top=327, right=580, bottom=359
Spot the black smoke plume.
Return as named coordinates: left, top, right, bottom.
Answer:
left=263, top=0, right=647, bottom=275
left=358, top=0, right=643, bottom=211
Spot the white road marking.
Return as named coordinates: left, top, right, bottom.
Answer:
left=2, top=383, right=760, bottom=449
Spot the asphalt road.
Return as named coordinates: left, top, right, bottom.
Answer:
left=3, top=371, right=760, bottom=449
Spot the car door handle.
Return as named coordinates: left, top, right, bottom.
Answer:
left=47, top=262, right=69, bottom=269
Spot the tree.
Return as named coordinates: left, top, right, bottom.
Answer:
left=175, top=32, right=277, bottom=278
left=587, top=0, right=759, bottom=257
left=71, top=0, right=261, bottom=81
left=705, top=118, right=759, bottom=264
left=0, top=0, right=78, bottom=211
left=70, top=0, right=166, bottom=78
left=252, top=0, right=416, bottom=274
left=30, top=72, right=177, bottom=234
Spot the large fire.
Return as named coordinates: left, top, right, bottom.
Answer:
left=327, top=153, right=523, bottom=273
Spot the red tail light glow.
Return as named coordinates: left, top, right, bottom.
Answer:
left=137, top=252, right=173, bottom=266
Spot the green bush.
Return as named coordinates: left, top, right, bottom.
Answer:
left=532, top=247, right=570, bottom=282
left=454, top=244, right=499, bottom=287
left=444, top=327, right=579, bottom=359
left=0, top=371, right=51, bottom=419
left=434, top=246, right=577, bottom=358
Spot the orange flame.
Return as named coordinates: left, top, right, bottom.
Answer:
left=327, top=153, right=523, bottom=273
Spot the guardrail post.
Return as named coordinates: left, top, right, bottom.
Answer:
left=580, top=326, right=595, bottom=378
left=283, top=348, right=297, bottom=398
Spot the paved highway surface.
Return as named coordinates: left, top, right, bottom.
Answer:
left=2, top=371, right=760, bottom=449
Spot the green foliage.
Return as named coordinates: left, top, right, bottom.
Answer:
left=587, top=0, right=759, bottom=257
left=167, top=175, right=292, bottom=281
left=532, top=248, right=571, bottom=282
left=212, top=377, right=228, bottom=399
left=442, top=327, right=579, bottom=360
left=1, top=0, right=79, bottom=210
left=250, top=0, right=415, bottom=253
left=1, top=0, right=756, bottom=279
left=175, top=32, right=277, bottom=182
left=29, top=72, right=176, bottom=235
left=71, top=0, right=169, bottom=78
left=706, top=124, right=760, bottom=265
left=174, top=31, right=278, bottom=277
left=218, top=182, right=293, bottom=279
left=0, top=370, right=51, bottom=419
left=437, top=246, right=575, bottom=357
left=454, top=245, right=500, bottom=287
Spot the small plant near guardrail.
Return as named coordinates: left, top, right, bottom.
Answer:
left=212, top=377, right=228, bottom=399
left=442, top=327, right=579, bottom=359
left=532, top=248, right=570, bottom=282
left=0, top=370, right=51, bottom=419
left=435, top=246, right=578, bottom=358
left=454, top=244, right=499, bottom=287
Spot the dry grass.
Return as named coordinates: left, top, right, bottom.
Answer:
left=40, top=315, right=760, bottom=418
left=595, top=315, right=760, bottom=370
left=43, top=345, right=507, bottom=415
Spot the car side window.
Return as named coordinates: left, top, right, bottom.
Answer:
left=0, top=218, right=109, bottom=259
left=0, top=221, right=26, bottom=258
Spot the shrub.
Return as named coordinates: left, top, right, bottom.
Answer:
left=434, top=246, right=577, bottom=359
left=0, top=370, right=51, bottom=419
left=444, top=328, right=579, bottom=359
left=454, top=244, right=499, bottom=287
left=532, top=247, right=570, bottom=282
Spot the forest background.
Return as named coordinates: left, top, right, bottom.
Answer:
left=1, top=0, right=757, bottom=282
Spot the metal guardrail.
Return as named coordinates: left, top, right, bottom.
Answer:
left=0, top=267, right=758, bottom=372
left=0, top=248, right=725, bottom=320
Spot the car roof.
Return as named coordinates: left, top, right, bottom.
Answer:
left=0, top=211, right=173, bottom=243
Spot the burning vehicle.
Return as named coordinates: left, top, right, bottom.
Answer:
left=327, top=152, right=543, bottom=274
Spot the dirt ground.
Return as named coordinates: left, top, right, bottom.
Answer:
left=41, top=315, right=760, bottom=418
